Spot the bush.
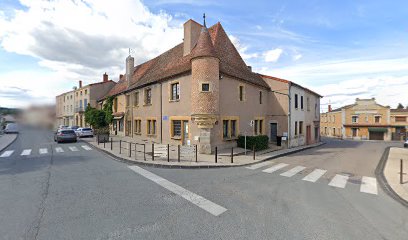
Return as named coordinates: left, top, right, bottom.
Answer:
left=237, top=135, right=269, bottom=151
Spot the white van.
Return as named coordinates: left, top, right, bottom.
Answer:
left=4, top=123, right=19, bottom=134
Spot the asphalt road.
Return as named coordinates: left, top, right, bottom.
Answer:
left=0, top=128, right=407, bottom=240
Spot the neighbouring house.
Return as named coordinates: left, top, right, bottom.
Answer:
left=320, top=98, right=408, bottom=141
left=56, top=73, right=116, bottom=128
left=97, top=17, right=322, bottom=154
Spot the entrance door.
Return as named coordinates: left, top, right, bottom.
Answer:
left=369, top=131, right=384, bottom=140
left=306, top=125, right=311, bottom=145
left=125, top=120, right=131, bottom=136
left=182, top=120, right=189, bottom=145
left=270, top=123, right=277, bottom=142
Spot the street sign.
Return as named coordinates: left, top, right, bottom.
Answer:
left=250, top=120, right=254, bottom=127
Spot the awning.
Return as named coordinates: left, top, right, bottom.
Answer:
left=113, top=116, right=123, bottom=120
left=368, top=127, right=388, bottom=132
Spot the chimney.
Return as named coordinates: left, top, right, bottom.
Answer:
left=328, top=104, right=332, bottom=112
left=119, top=74, right=124, bottom=80
left=247, top=66, right=252, bottom=72
left=126, top=55, right=134, bottom=88
left=103, top=72, right=108, bottom=82
left=79, top=80, right=82, bottom=88
left=183, top=19, right=202, bottom=56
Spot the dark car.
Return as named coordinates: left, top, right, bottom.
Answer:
left=54, top=129, right=77, bottom=143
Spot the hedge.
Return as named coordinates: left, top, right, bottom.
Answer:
left=237, top=135, right=269, bottom=151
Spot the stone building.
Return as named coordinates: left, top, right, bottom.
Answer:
left=390, top=109, right=408, bottom=141
left=99, top=18, right=321, bottom=153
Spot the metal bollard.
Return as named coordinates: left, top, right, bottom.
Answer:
left=103, top=139, right=105, bottom=148
left=178, top=145, right=180, bottom=162
left=119, top=140, right=121, bottom=154
left=152, top=143, right=154, bottom=161
left=143, top=144, right=146, bottom=161
left=401, top=159, right=404, bottom=184
left=231, top=147, right=234, bottom=163
left=110, top=138, right=113, bottom=150
left=195, top=145, right=198, bottom=162
left=167, top=144, right=170, bottom=162
left=135, top=144, right=137, bottom=160
left=129, top=142, right=131, bottom=157
left=215, top=146, right=218, bottom=163
left=253, top=145, right=256, bottom=160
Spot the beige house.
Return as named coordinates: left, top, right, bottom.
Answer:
left=99, top=18, right=321, bottom=153
left=390, top=109, right=408, bottom=141
left=56, top=74, right=115, bottom=128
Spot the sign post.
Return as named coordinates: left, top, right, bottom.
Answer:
left=246, top=120, right=255, bottom=155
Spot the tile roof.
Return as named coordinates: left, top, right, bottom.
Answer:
left=259, top=74, right=322, bottom=97
left=104, top=21, right=269, bottom=99
left=391, top=108, right=408, bottom=112
left=191, top=26, right=217, bottom=59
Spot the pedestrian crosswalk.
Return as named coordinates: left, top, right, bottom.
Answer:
left=246, top=161, right=378, bottom=195
left=0, top=145, right=93, bottom=158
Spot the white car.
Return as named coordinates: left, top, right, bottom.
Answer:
left=404, top=139, right=408, bottom=148
left=4, top=123, right=19, bottom=134
left=75, top=128, right=93, bottom=138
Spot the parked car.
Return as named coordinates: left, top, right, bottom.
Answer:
left=404, top=139, right=408, bottom=148
left=58, top=125, right=69, bottom=130
left=69, top=125, right=80, bottom=131
left=75, top=128, right=94, bottom=138
left=4, top=123, right=19, bottom=134
left=54, top=129, right=77, bottom=143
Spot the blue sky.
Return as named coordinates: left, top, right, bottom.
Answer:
left=0, top=0, right=407, bottom=109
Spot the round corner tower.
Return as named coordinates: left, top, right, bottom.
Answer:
left=190, top=22, right=220, bottom=154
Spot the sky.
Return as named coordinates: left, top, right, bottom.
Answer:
left=0, top=0, right=407, bottom=111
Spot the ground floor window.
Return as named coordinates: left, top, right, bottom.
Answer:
left=222, top=118, right=239, bottom=139
left=299, top=121, right=303, bottom=135
left=147, top=119, right=156, bottom=135
left=254, top=119, right=263, bottom=135
left=172, top=120, right=182, bottom=137
left=295, top=121, right=298, bottom=136
left=352, top=128, right=358, bottom=137
left=118, top=118, right=124, bottom=132
left=134, top=119, right=141, bottom=134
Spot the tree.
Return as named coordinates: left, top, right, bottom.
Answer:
left=84, top=97, right=114, bottom=135
left=397, top=103, right=404, bottom=109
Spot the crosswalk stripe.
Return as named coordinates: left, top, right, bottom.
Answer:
left=245, top=161, right=273, bottom=170
left=262, top=163, right=289, bottom=173
left=81, top=145, right=92, bottom=151
left=39, top=148, right=48, bottom=154
left=69, top=146, right=79, bottom=152
left=360, top=177, right=378, bottom=195
left=0, top=150, right=14, bottom=158
left=302, top=169, right=327, bottom=182
left=328, top=174, right=349, bottom=188
left=280, top=166, right=306, bottom=177
left=21, top=149, right=32, bottom=156
left=55, top=147, right=64, bottom=153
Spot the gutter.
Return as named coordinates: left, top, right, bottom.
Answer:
left=160, top=82, right=163, bottom=144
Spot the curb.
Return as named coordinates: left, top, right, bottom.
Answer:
left=84, top=140, right=325, bottom=169
left=0, top=134, right=18, bottom=152
left=375, top=147, right=408, bottom=208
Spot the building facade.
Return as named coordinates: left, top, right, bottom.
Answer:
left=390, top=109, right=408, bottom=141
left=98, top=18, right=321, bottom=153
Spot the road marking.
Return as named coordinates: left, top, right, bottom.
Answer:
left=81, top=145, right=92, bottom=150
left=328, top=174, right=349, bottom=188
left=128, top=165, right=227, bottom=216
left=280, top=166, right=306, bottom=177
left=245, top=161, right=273, bottom=170
left=55, top=147, right=64, bottom=153
left=360, top=176, right=378, bottom=195
left=69, top=146, right=79, bottom=152
left=21, top=149, right=32, bottom=156
left=262, top=163, right=289, bottom=173
left=0, top=150, right=14, bottom=158
left=39, top=148, right=48, bottom=154
left=302, top=169, right=327, bottom=182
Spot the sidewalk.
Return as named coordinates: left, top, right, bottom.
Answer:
left=0, top=133, right=18, bottom=152
left=84, top=135, right=324, bottom=168
left=383, top=147, right=408, bottom=203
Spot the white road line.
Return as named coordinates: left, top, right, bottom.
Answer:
left=55, top=147, right=64, bottom=153
left=302, top=169, right=327, bottom=182
left=128, top=165, right=227, bottom=216
left=245, top=161, right=274, bottom=170
left=39, top=148, right=48, bottom=154
left=21, top=149, right=32, bottom=156
left=81, top=145, right=92, bottom=151
left=262, top=163, right=289, bottom=173
left=69, top=146, right=79, bottom=152
left=328, top=174, right=349, bottom=188
left=0, top=150, right=14, bottom=158
left=280, top=166, right=306, bottom=177
left=360, top=177, right=378, bottom=195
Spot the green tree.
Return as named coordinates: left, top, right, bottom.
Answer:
left=397, top=103, right=404, bottom=109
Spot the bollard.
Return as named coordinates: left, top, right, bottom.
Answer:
left=129, top=142, right=131, bottom=157
left=401, top=159, right=404, bottom=184
left=253, top=145, right=256, bottom=160
left=97, top=135, right=99, bottom=145
left=103, top=139, right=105, bottom=148
left=143, top=144, right=146, bottom=161
left=110, top=138, right=113, bottom=150
left=119, top=140, right=122, bottom=154
left=215, top=146, right=218, bottom=163
left=231, top=147, right=234, bottom=163
left=178, top=145, right=180, bottom=162
left=135, top=144, right=137, bottom=160
left=152, top=143, right=154, bottom=161
left=195, top=145, right=198, bottom=162
left=167, top=144, right=170, bottom=162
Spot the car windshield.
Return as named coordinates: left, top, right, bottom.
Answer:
left=83, top=128, right=92, bottom=131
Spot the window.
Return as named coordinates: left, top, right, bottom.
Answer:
left=147, top=119, right=156, bottom=135
left=133, top=92, right=139, bottom=106
left=254, top=119, right=263, bottom=135
left=201, top=83, right=210, bottom=92
left=307, top=97, right=310, bottom=111
left=172, top=120, right=182, bottom=137
left=301, top=96, right=304, bottom=110
left=239, top=85, right=245, bottom=101
left=80, top=91, right=82, bottom=96
left=295, top=121, right=298, bottom=135
left=171, top=83, right=180, bottom=100
left=395, top=116, right=406, bottom=122
left=352, top=116, right=358, bottom=123
left=79, top=100, right=82, bottom=108
left=85, top=90, right=87, bottom=95
left=375, top=116, right=381, bottom=123
left=352, top=128, right=358, bottom=137
left=295, top=94, right=298, bottom=109
left=145, top=88, right=152, bottom=105
left=84, top=99, right=88, bottom=109
left=113, top=98, right=118, bottom=112
left=259, top=91, right=262, bottom=104
left=299, top=121, right=303, bottom=135
left=333, top=128, right=336, bottom=136
left=222, top=118, right=239, bottom=139
left=126, top=95, right=130, bottom=107
left=134, top=119, right=141, bottom=134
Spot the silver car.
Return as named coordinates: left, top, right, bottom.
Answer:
left=54, top=129, right=77, bottom=143
left=75, top=128, right=93, bottom=138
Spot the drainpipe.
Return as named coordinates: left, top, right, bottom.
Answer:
left=160, top=82, right=163, bottom=144
left=288, top=83, right=292, bottom=149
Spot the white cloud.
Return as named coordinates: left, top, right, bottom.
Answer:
left=229, top=34, right=258, bottom=60
left=293, top=54, right=302, bottom=61
left=264, top=48, right=283, bottom=62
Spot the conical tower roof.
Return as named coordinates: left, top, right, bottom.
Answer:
left=190, top=23, right=217, bottom=59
